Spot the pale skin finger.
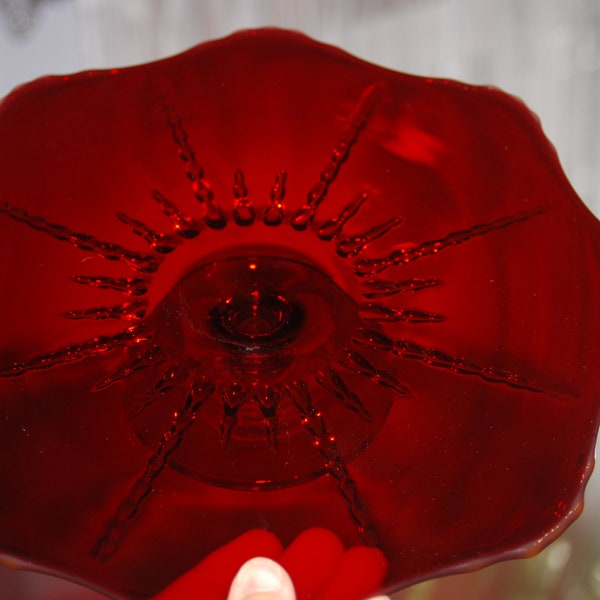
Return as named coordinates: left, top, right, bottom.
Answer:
left=227, top=557, right=296, bottom=600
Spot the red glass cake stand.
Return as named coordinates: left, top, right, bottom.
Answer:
left=1, top=29, right=600, bottom=600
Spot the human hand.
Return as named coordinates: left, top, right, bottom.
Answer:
left=153, top=528, right=390, bottom=600
left=226, top=556, right=391, bottom=600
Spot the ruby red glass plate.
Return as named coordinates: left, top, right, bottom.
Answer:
left=1, top=28, right=600, bottom=599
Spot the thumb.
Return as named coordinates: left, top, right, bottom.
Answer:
left=227, top=557, right=296, bottom=600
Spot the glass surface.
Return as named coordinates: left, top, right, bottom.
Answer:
left=1, top=29, right=600, bottom=599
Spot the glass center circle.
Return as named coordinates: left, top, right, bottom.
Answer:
left=209, top=293, right=304, bottom=351
left=124, top=250, right=393, bottom=490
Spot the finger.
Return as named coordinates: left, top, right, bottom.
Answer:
left=278, top=528, right=344, bottom=598
left=227, top=557, right=296, bottom=600
left=153, top=529, right=283, bottom=600
left=314, top=545, right=389, bottom=600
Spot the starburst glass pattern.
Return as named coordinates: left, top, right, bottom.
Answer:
left=0, top=29, right=599, bottom=600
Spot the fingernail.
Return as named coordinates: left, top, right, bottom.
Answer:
left=229, top=557, right=286, bottom=599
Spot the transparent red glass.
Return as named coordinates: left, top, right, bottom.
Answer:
left=1, top=28, right=599, bottom=600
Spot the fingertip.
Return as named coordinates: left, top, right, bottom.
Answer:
left=227, top=557, right=296, bottom=600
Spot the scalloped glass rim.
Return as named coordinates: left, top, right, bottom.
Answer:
left=0, top=28, right=599, bottom=599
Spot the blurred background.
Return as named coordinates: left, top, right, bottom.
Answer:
left=0, top=0, right=599, bottom=598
